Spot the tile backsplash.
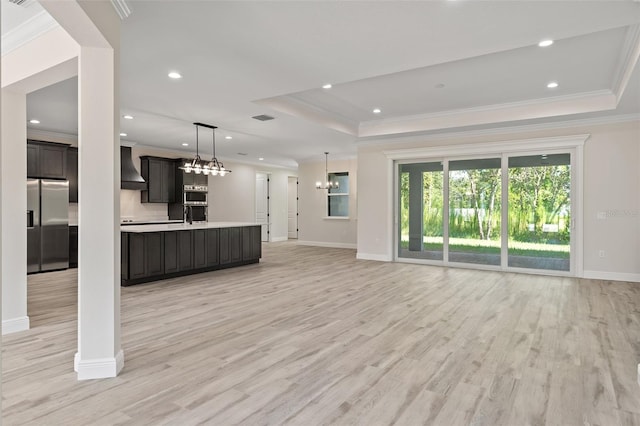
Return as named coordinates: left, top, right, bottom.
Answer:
left=120, top=190, right=168, bottom=222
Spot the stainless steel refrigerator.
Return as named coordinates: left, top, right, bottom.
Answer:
left=27, top=179, right=69, bottom=273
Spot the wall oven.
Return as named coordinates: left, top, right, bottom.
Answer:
left=184, top=185, right=208, bottom=206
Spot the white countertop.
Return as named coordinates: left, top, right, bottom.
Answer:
left=121, top=222, right=260, bottom=233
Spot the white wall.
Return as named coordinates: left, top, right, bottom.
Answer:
left=298, top=157, right=358, bottom=248
left=207, top=159, right=297, bottom=242
left=357, top=119, right=640, bottom=281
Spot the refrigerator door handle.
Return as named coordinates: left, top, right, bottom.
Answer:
left=27, top=210, right=34, bottom=228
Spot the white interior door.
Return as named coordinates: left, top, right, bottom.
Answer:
left=288, top=176, right=298, bottom=239
left=256, top=173, right=269, bottom=242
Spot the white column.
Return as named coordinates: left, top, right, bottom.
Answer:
left=1, top=89, right=29, bottom=334
left=75, top=45, right=122, bottom=380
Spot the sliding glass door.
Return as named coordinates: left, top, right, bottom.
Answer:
left=398, top=162, right=444, bottom=260
left=449, top=158, right=502, bottom=266
left=507, top=154, right=571, bottom=271
left=397, top=151, right=574, bottom=274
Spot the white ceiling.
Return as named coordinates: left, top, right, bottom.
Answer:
left=9, top=1, right=640, bottom=168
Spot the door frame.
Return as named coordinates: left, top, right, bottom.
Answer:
left=386, top=134, right=587, bottom=277
left=255, top=172, right=270, bottom=242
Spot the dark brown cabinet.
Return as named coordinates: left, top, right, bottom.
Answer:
left=128, top=233, right=146, bottom=279
left=140, top=157, right=175, bottom=203
left=206, top=228, right=220, bottom=267
left=177, top=230, right=193, bottom=271
left=122, top=232, right=164, bottom=280
left=69, top=225, right=78, bottom=268
left=67, top=148, right=78, bottom=203
left=193, top=229, right=207, bottom=269
left=27, top=140, right=68, bottom=179
left=220, top=227, right=242, bottom=265
left=163, top=231, right=179, bottom=274
left=122, top=225, right=261, bottom=285
left=145, top=233, right=164, bottom=277
left=243, top=226, right=262, bottom=261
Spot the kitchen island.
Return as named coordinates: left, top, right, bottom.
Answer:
left=121, top=222, right=261, bottom=286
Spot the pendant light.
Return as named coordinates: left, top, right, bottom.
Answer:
left=179, top=123, right=204, bottom=174
left=316, top=152, right=339, bottom=189
left=203, top=122, right=232, bottom=176
left=179, top=122, right=231, bottom=176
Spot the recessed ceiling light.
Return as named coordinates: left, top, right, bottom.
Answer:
left=181, top=143, right=189, bottom=146
left=123, top=115, right=134, bottom=120
left=120, top=132, right=127, bottom=137
left=259, top=157, right=264, bottom=161
left=547, top=81, right=559, bottom=89
left=29, top=119, right=40, bottom=124
left=168, top=71, right=182, bottom=79
left=373, top=108, right=382, bottom=114
left=225, top=136, right=232, bottom=140
left=538, top=39, right=554, bottom=47
left=322, top=83, right=332, bottom=89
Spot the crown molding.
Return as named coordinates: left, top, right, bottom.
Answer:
left=358, top=90, right=616, bottom=138
left=611, top=23, right=640, bottom=104
left=383, top=134, right=589, bottom=161
left=110, top=0, right=132, bottom=20
left=27, top=128, right=77, bottom=144
left=355, top=113, right=640, bottom=147
left=1, top=10, right=60, bottom=56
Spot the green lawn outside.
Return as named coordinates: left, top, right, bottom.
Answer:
left=400, top=236, right=570, bottom=259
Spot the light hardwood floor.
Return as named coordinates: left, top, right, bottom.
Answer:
left=3, top=242, right=640, bottom=425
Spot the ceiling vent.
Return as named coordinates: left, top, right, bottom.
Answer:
left=252, top=114, right=275, bottom=121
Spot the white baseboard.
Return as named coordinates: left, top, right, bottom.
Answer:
left=297, top=240, right=357, bottom=250
left=583, top=270, right=640, bottom=283
left=2, top=316, right=30, bottom=335
left=270, top=236, right=288, bottom=242
left=356, top=252, right=392, bottom=262
left=76, top=349, right=125, bottom=380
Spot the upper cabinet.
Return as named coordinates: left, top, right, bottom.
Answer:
left=140, top=156, right=176, bottom=203
left=67, top=147, right=78, bottom=203
left=27, top=140, right=68, bottom=179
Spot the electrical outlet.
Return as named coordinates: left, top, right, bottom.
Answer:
left=598, top=250, right=605, bottom=258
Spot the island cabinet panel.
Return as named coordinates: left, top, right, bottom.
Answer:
left=178, top=230, right=193, bottom=271
left=145, top=232, right=164, bottom=276
left=220, top=227, right=242, bottom=265
left=164, top=231, right=179, bottom=274
left=206, top=229, right=220, bottom=267
left=243, top=226, right=262, bottom=261
left=121, top=224, right=261, bottom=286
left=219, top=228, right=231, bottom=264
left=128, top=233, right=147, bottom=280
left=193, top=229, right=207, bottom=269
left=230, top=227, right=242, bottom=263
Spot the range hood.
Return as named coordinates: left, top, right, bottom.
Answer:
left=121, top=146, right=147, bottom=190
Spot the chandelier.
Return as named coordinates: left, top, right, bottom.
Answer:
left=179, top=122, right=231, bottom=176
left=316, top=152, right=339, bottom=189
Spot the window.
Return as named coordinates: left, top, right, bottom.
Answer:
left=327, top=172, right=349, bottom=217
